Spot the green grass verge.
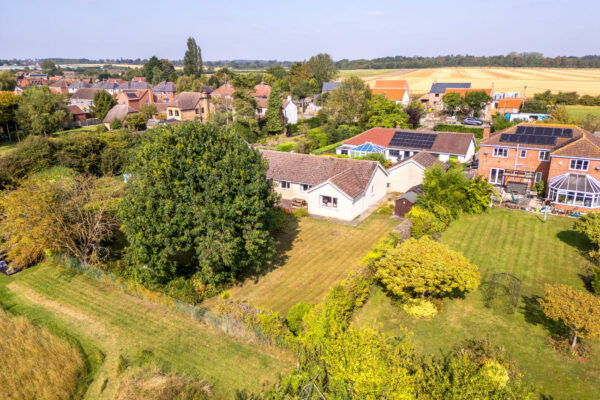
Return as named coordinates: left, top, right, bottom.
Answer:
left=0, top=262, right=293, bottom=398
left=566, top=105, right=600, bottom=121
left=354, top=208, right=600, bottom=399
left=225, top=214, right=399, bottom=314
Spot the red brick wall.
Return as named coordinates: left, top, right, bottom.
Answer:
left=549, top=157, right=600, bottom=181
left=478, top=145, right=551, bottom=186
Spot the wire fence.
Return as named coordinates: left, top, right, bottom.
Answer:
left=54, top=254, right=289, bottom=348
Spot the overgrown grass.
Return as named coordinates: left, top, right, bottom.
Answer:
left=566, top=105, right=600, bottom=121
left=0, top=262, right=293, bottom=399
left=0, top=307, right=87, bottom=400
left=0, top=140, right=17, bottom=156
left=223, top=214, right=399, bottom=314
left=354, top=208, right=600, bottom=399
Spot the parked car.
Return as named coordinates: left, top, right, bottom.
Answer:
left=462, top=117, right=483, bottom=126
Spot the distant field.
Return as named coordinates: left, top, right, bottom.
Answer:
left=566, top=105, right=600, bottom=120
left=222, top=214, right=398, bottom=314
left=0, top=262, right=293, bottom=399
left=342, top=67, right=600, bottom=96
left=338, top=69, right=401, bottom=78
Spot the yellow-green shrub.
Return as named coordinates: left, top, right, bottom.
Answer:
left=402, top=299, right=439, bottom=319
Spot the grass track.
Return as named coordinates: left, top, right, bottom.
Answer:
left=0, top=262, right=293, bottom=399
left=224, top=214, right=399, bottom=314
left=354, top=208, right=600, bottom=399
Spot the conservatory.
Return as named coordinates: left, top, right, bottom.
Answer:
left=348, top=142, right=386, bottom=159
left=547, top=173, right=600, bottom=208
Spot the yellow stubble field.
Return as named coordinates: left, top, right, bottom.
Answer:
left=356, top=67, right=600, bottom=97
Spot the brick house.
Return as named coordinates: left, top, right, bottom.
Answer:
left=152, top=81, right=175, bottom=103
left=495, top=98, right=525, bottom=115
left=69, top=88, right=103, bottom=112
left=418, top=82, right=471, bottom=111
left=166, top=91, right=213, bottom=122
left=116, top=89, right=154, bottom=111
left=478, top=123, right=600, bottom=210
left=49, top=79, right=69, bottom=95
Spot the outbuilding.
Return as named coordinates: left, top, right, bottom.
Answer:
left=394, top=190, right=419, bottom=217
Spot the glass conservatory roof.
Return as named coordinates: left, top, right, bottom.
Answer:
left=548, top=173, right=600, bottom=194
left=353, top=142, right=385, bottom=153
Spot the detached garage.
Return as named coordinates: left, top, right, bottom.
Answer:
left=387, top=151, right=448, bottom=193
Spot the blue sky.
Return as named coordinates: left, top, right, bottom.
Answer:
left=1, top=0, right=599, bottom=60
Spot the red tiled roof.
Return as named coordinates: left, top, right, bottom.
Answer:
left=371, top=88, right=407, bottom=102
left=343, top=127, right=397, bottom=147
left=373, top=80, right=409, bottom=90
left=497, top=98, right=525, bottom=109
left=67, top=105, right=86, bottom=115
left=252, top=82, right=271, bottom=98
left=212, top=82, right=235, bottom=97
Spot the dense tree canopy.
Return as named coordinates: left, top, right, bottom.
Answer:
left=183, top=37, right=203, bottom=78
left=15, top=86, right=68, bottom=136
left=0, top=91, right=18, bottom=140
left=0, top=70, right=16, bottom=91
left=464, top=90, right=492, bottom=117
left=90, top=90, right=117, bottom=121
left=118, top=122, right=278, bottom=291
left=306, top=53, right=338, bottom=86
left=365, top=94, right=409, bottom=128
left=265, top=87, right=283, bottom=134
left=539, top=284, right=600, bottom=348
left=323, top=76, right=371, bottom=125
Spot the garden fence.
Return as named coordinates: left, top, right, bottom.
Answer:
left=54, top=254, right=289, bottom=349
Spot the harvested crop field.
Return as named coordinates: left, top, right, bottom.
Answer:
left=353, top=67, right=600, bottom=96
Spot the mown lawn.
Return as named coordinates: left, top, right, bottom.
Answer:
left=354, top=208, right=600, bottom=399
left=223, top=214, right=399, bottom=314
left=566, top=105, right=600, bottom=121
left=0, top=262, right=294, bottom=399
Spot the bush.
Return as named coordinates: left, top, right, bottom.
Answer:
left=357, top=152, right=390, bottom=167
left=591, top=267, right=600, bottom=296
left=56, top=131, right=105, bottom=174
left=269, top=207, right=289, bottom=232
left=402, top=298, right=438, bottom=319
left=406, top=206, right=446, bottom=238
left=375, top=203, right=394, bottom=216
left=110, top=118, right=122, bottom=130
left=276, top=142, right=298, bottom=152
left=95, top=124, right=108, bottom=133
left=286, top=302, right=313, bottom=335
left=0, top=135, right=57, bottom=188
left=533, top=180, right=545, bottom=197
left=434, top=124, right=484, bottom=139
left=311, top=140, right=344, bottom=155
left=292, top=208, right=308, bottom=218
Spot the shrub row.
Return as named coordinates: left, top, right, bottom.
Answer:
left=434, top=124, right=484, bottom=139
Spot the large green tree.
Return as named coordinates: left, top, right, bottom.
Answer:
left=442, top=92, right=465, bottom=115
left=231, top=75, right=260, bottom=142
left=183, top=37, right=203, bottom=78
left=0, top=91, right=18, bottom=140
left=0, top=70, right=16, bottom=91
left=464, top=90, right=492, bottom=117
left=323, top=75, right=371, bottom=126
left=365, top=94, right=409, bottom=128
left=307, top=53, right=338, bottom=86
left=265, top=87, right=283, bottom=134
left=90, top=90, right=117, bottom=121
left=15, top=86, right=68, bottom=136
left=119, top=122, right=278, bottom=288
left=143, top=56, right=161, bottom=83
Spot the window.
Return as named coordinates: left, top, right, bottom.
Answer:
left=570, top=159, right=589, bottom=171
left=520, top=149, right=527, bottom=158
left=175, top=110, right=179, bottom=117
left=534, top=172, right=542, bottom=183
left=320, top=195, right=338, bottom=208
left=489, top=168, right=504, bottom=185
left=168, top=110, right=173, bottom=116
left=300, top=184, right=313, bottom=192
left=539, top=151, right=550, bottom=161
left=278, top=181, right=291, bottom=190
left=340, top=149, right=348, bottom=155
left=493, top=148, right=508, bottom=158
left=389, top=149, right=400, bottom=157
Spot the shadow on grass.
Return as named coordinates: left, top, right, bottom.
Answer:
left=245, top=215, right=301, bottom=282
left=557, top=230, right=592, bottom=255
left=521, top=295, right=567, bottom=337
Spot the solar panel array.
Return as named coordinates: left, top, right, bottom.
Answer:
left=499, top=134, right=557, bottom=146
left=499, top=126, right=574, bottom=146
left=515, top=126, right=573, bottom=138
left=389, top=131, right=436, bottom=149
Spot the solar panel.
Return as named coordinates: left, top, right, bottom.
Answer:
left=389, top=131, right=436, bottom=150
left=515, top=126, right=526, bottom=134
left=499, top=134, right=557, bottom=146
left=513, top=126, right=573, bottom=138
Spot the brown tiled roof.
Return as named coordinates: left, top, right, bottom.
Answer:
left=256, top=97, right=268, bottom=109
left=551, top=131, right=600, bottom=159
left=67, top=105, right=86, bottom=115
left=260, top=150, right=382, bottom=199
left=71, top=88, right=103, bottom=100
left=103, top=104, right=136, bottom=123
left=171, top=92, right=203, bottom=110
left=430, top=131, right=474, bottom=155
left=480, top=123, right=587, bottom=150
left=398, top=151, right=449, bottom=170
left=50, top=79, right=69, bottom=88
left=211, top=82, right=235, bottom=97
left=253, top=82, right=271, bottom=98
